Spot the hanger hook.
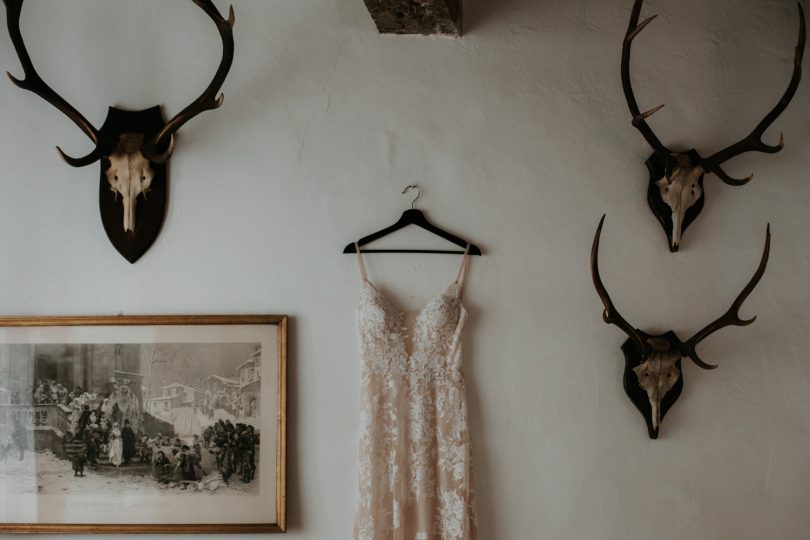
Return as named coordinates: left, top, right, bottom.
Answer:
left=402, top=184, right=421, bottom=210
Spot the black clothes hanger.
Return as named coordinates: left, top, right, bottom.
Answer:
left=343, top=185, right=483, bottom=255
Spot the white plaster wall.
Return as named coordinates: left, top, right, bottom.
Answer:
left=1, top=0, right=809, bottom=538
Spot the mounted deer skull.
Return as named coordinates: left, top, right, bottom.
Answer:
left=590, top=215, right=770, bottom=438
left=2, top=0, right=234, bottom=263
left=622, top=0, right=804, bottom=252
left=106, top=134, right=156, bottom=234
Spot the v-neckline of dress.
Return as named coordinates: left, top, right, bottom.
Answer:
left=362, top=278, right=461, bottom=319
left=361, top=279, right=463, bottom=358
left=354, top=241, right=470, bottom=358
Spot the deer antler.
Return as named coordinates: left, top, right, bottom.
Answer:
left=680, top=225, right=771, bottom=369
left=622, top=1, right=805, bottom=187
left=621, top=0, right=669, bottom=157
left=144, top=0, right=235, bottom=163
left=590, top=215, right=649, bottom=358
left=3, top=0, right=102, bottom=167
left=697, top=5, right=805, bottom=185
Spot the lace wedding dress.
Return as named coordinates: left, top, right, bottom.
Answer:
left=353, top=244, right=478, bottom=540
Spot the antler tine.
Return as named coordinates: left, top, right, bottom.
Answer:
left=711, top=164, right=753, bottom=187
left=56, top=145, right=104, bottom=168
left=681, top=224, right=771, bottom=370
left=703, top=4, right=806, bottom=185
left=621, top=0, right=669, bottom=155
left=3, top=0, right=101, bottom=164
left=145, top=0, right=235, bottom=157
left=591, top=215, right=648, bottom=357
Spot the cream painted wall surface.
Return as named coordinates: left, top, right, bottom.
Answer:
left=1, top=0, right=809, bottom=538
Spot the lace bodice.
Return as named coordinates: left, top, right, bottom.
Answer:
left=358, top=281, right=466, bottom=377
left=354, top=247, right=477, bottom=540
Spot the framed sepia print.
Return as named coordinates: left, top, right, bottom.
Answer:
left=0, top=315, right=286, bottom=533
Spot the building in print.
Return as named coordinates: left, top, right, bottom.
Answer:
left=150, top=348, right=261, bottom=434
left=147, top=383, right=201, bottom=418
left=200, top=375, right=239, bottom=418
left=0, top=344, right=144, bottom=405
left=235, top=350, right=261, bottom=420
left=146, top=383, right=204, bottom=436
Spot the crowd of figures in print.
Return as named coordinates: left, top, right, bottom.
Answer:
left=0, top=342, right=262, bottom=496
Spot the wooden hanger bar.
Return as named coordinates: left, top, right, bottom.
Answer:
left=343, top=209, right=482, bottom=255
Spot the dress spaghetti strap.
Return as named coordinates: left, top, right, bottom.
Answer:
left=354, top=242, right=368, bottom=283
left=455, top=244, right=471, bottom=297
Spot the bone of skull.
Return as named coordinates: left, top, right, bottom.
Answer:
left=655, top=154, right=704, bottom=250
left=632, top=337, right=681, bottom=432
left=104, top=133, right=155, bottom=233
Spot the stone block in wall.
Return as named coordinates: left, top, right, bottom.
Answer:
left=363, top=0, right=462, bottom=36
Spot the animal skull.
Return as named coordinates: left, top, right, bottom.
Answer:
left=105, top=134, right=155, bottom=233
left=655, top=154, right=704, bottom=251
left=632, top=337, right=681, bottom=432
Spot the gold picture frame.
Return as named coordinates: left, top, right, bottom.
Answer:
left=0, top=315, right=287, bottom=534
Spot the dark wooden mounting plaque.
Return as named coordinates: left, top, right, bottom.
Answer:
left=621, top=333, right=684, bottom=440
left=363, top=0, right=462, bottom=36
